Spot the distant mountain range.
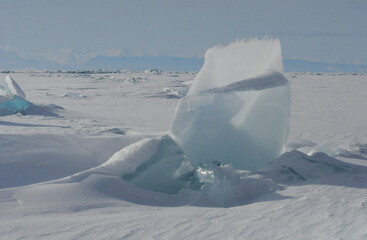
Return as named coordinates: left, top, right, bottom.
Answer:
left=283, top=59, right=367, bottom=73
left=0, top=48, right=366, bottom=73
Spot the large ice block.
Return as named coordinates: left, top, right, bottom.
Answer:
left=171, top=39, right=290, bottom=170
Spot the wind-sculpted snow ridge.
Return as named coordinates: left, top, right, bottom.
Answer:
left=0, top=75, right=58, bottom=116
left=259, top=150, right=357, bottom=184
left=171, top=38, right=290, bottom=170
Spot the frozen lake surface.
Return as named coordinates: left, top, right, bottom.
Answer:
left=1, top=71, right=367, bottom=239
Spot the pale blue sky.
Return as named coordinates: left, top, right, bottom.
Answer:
left=0, top=0, right=366, bottom=64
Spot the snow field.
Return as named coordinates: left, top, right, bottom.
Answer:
left=0, top=70, right=366, bottom=239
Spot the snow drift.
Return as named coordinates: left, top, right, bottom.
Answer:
left=16, top=136, right=362, bottom=208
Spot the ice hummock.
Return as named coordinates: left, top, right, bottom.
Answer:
left=171, top=38, right=290, bottom=170
left=0, top=75, right=58, bottom=116
left=0, top=75, right=31, bottom=116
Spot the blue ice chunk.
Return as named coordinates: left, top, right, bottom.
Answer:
left=0, top=75, right=59, bottom=116
left=0, top=75, right=31, bottom=116
left=0, top=95, right=32, bottom=116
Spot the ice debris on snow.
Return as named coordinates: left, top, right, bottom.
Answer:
left=144, top=68, right=161, bottom=75
left=171, top=38, right=290, bottom=170
left=126, top=77, right=137, bottom=83
left=63, top=92, right=86, bottom=98
left=161, top=87, right=188, bottom=99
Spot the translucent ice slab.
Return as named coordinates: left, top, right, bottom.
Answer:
left=171, top=39, right=290, bottom=170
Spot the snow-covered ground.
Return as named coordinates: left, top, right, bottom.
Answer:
left=1, top=71, right=367, bottom=239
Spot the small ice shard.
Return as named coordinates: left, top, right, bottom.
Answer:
left=161, top=88, right=188, bottom=99
left=171, top=38, right=290, bottom=170
left=145, top=68, right=160, bottom=75
left=191, top=161, right=280, bottom=206
left=2, top=75, right=26, bottom=98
